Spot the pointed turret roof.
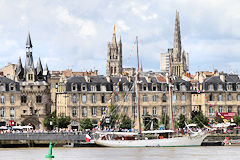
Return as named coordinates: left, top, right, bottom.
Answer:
left=26, top=32, right=33, bottom=48
left=43, top=64, right=49, bottom=76
left=112, top=24, right=117, bottom=46
left=15, top=57, right=24, bottom=76
left=173, top=11, right=182, bottom=59
left=36, top=57, right=43, bottom=75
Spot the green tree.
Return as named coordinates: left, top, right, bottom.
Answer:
left=80, top=118, right=93, bottom=130
left=143, top=112, right=152, bottom=130
left=152, top=118, right=159, bottom=130
left=119, top=114, right=132, bottom=129
left=58, top=116, right=71, bottom=128
left=43, top=110, right=58, bottom=130
left=177, top=114, right=186, bottom=129
left=189, top=111, right=209, bottom=128
left=233, top=116, right=240, bottom=126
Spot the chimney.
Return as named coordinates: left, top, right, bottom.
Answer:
left=220, top=74, right=225, bottom=82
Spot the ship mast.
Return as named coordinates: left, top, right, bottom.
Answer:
left=168, top=54, right=175, bottom=130
left=136, top=36, right=142, bottom=135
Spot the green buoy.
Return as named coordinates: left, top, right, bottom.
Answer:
left=45, top=141, right=54, bottom=158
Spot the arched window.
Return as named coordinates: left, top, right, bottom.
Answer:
left=162, top=94, right=167, bottom=102
left=181, top=94, right=185, bottom=102
left=114, top=67, right=117, bottom=74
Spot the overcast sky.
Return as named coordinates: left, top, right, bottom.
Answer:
left=0, top=0, right=240, bottom=75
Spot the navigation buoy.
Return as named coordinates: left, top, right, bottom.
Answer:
left=45, top=141, right=55, bottom=158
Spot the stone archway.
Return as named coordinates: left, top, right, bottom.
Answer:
left=21, top=115, right=40, bottom=130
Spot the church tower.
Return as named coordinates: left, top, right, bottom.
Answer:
left=25, top=32, right=35, bottom=82
left=171, top=11, right=189, bottom=77
left=106, top=25, right=122, bottom=76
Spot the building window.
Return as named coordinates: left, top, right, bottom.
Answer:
left=28, top=74, right=33, bottom=80
left=101, top=85, right=106, bottom=92
left=23, top=110, right=26, bottom=114
left=132, top=106, right=137, bottom=116
left=72, top=107, right=77, bottom=117
left=0, top=108, right=4, bottom=117
left=181, top=85, right=186, bottom=91
left=209, top=106, right=214, bottom=116
left=92, top=94, right=96, bottom=103
left=101, top=107, right=107, bottom=115
left=0, top=96, right=4, bottom=104
left=21, top=95, right=27, bottom=103
left=36, top=95, right=42, bottom=103
left=238, top=84, right=240, bottom=91
left=162, top=106, right=166, bottom=116
left=123, top=85, right=128, bottom=92
left=218, top=106, right=223, bottom=113
left=91, top=85, right=96, bottom=91
left=209, top=84, right=214, bottom=91
left=228, top=94, right=232, bottom=101
left=218, top=84, right=222, bottom=91
left=181, top=106, right=185, bottom=115
left=124, top=106, right=128, bottom=115
left=114, top=95, right=118, bottom=102
left=152, top=86, right=157, bottom=91
left=228, top=106, right=232, bottom=112
left=218, top=94, right=222, bottom=101
left=153, top=95, right=157, bottom=102
left=181, top=94, right=185, bottom=102
left=82, top=107, right=87, bottom=117
left=10, top=107, right=14, bottom=117
left=143, top=85, right=147, bottom=91
left=10, top=96, right=14, bottom=104
left=123, top=94, right=128, bottom=102
left=227, top=85, right=232, bottom=91
left=82, top=84, right=86, bottom=91
left=238, top=106, right=240, bottom=115
left=162, top=94, right=167, bottom=102
left=72, top=95, right=77, bottom=103
left=82, top=94, right=86, bottom=103
left=143, top=95, right=148, bottom=102
left=92, top=107, right=96, bottom=116
left=72, top=84, right=77, bottom=91
left=173, top=94, right=176, bottom=102
left=153, top=107, right=157, bottom=116
left=143, top=107, right=147, bottom=115
left=238, top=95, right=240, bottom=101
left=101, top=95, right=105, bottom=103
left=209, top=93, right=213, bottom=101
left=173, top=106, right=176, bottom=115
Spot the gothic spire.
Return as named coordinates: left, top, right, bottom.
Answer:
left=173, top=11, right=182, bottom=61
left=26, top=32, right=33, bottom=48
left=112, top=24, right=117, bottom=46
left=36, top=57, right=43, bottom=75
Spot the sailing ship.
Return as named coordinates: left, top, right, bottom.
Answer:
left=94, top=37, right=208, bottom=147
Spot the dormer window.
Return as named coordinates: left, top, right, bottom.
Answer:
left=82, top=84, right=86, bottom=91
left=143, top=85, right=147, bottom=91
left=28, top=74, right=33, bottom=80
left=227, top=84, right=232, bottom=91
left=72, top=83, right=77, bottom=91
left=123, top=85, right=128, bottom=92
left=218, top=84, right=223, bottom=91
left=152, top=85, right=157, bottom=91
left=0, top=84, right=5, bottom=91
left=181, top=85, right=186, bottom=91
left=91, top=85, right=96, bottom=91
left=237, top=84, right=240, bottom=91
left=209, top=84, right=214, bottom=91
left=9, top=83, right=15, bottom=91
left=101, top=85, right=106, bottom=92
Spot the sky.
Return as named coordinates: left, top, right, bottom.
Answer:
left=0, top=0, right=240, bottom=75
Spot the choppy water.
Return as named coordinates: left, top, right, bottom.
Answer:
left=0, top=146, right=239, bottom=160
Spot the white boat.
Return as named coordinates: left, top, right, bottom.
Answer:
left=94, top=36, right=208, bottom=147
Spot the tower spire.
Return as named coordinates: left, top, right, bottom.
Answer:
left=26, top=32, right=33, bottom=48
left=173, top=10, right=181, bottom=61
left=112, top=25, right=117, bottom=45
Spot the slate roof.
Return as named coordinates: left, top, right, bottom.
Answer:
left=204, top=76, right=222, bottom=83
left=67, top=76, right=86, bottom=83
left=90, top=76, right=108, bottom=83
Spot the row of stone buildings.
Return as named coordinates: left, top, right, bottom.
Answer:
left=0, top=12, right=239, bottom=130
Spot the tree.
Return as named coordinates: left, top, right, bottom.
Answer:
left=189, top=111, right=209, bottom=128
left=43, top=110, right=58, bottom=130
left=233, top=116, right=240, bottom=126
left=58, top=116, right=71, bottom=128
left=119, top=114, right=132, bottom=129
left=80, top=118, right=93, bottom=130
left=177, top=114, right=186, bottom=129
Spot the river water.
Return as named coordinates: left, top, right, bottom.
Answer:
left=0, top=146, right=239, bottom=160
